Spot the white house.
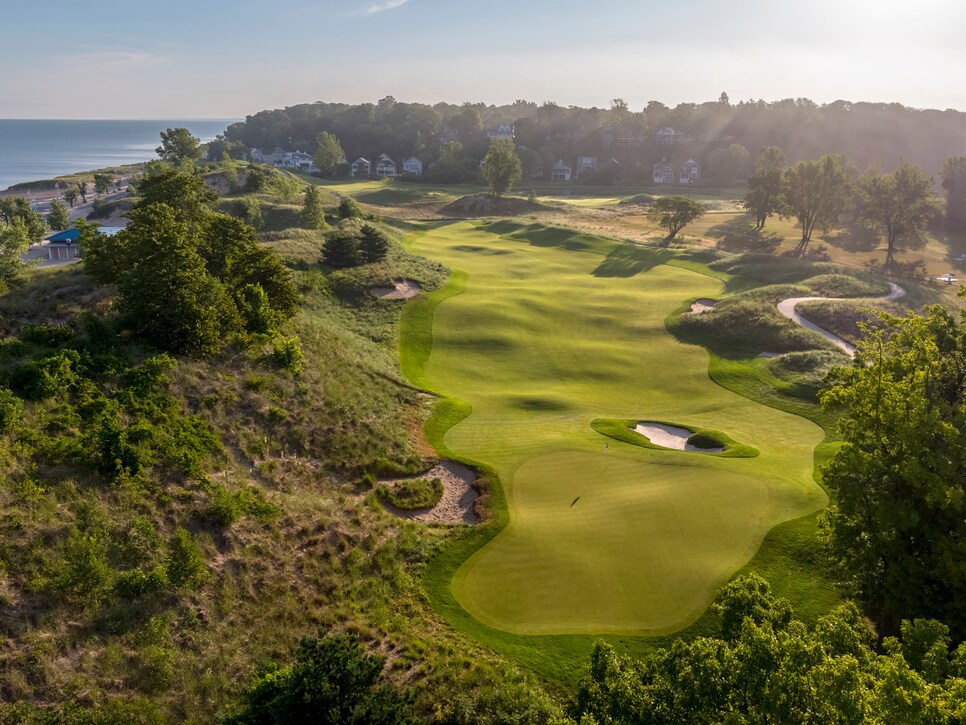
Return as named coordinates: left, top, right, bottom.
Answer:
left=486, top=123, right=515, bottom=140
left=551, top=160, right=572, bottom=182
left=264, top=147, right=285, bottom=165
left=350, top=157, right=371, bottom=177
left=679, top=159, right=701, bottom=184
left=375, top=154, right=396, bottom=177
left=402, top=157, right=423, bottom=175
left=652, top=160, right=674, bottom=184
left=576, top=156, right=598, bottom=176
left=249, top=148, right=264, bottom=163
left=655, top=127, right=677, bottom=145
left=281, top=151, right=319, bottom=173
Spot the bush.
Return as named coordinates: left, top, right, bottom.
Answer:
left=56, top=528, right=111, bottom=601
left=322, top=230, right=361, bottom=268
left=116, top=566, right=167, bottom=598
left=377, top=478, right=443, bottom=510
left=20, top=323, right=74, bottom=347
left=272, top=336, right=304, bottom=374
left=0, top=388, right=24, bottom=432
left=338, top=196, right=364, bottom=219
left=9, top=349, right=81, bottom=400
left=165, top=528, right=207, bottom=591
left=359, top=224, right=389, bottom=263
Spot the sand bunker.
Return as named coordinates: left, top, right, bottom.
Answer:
left=370, top=279, right=422, bottom=299
left=634, top=422, right=724, bottom=453
left=381, top=460, right=480, bottom=524
left=689, top=298, right=716, bottom=314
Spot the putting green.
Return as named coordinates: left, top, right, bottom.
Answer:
left=405, top=221, right=826, bottom=635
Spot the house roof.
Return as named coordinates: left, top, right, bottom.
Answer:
left=553, top=160, right=572, bottom=169
left=352, top=157, right=370, bottom=165
left=404, top=156, right=421, bottom=164
left=45, top=226, right=124, bottom=244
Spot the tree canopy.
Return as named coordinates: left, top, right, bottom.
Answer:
left=481, top=139, right=522, bottom=197
left=743, top=145, right=787, bottom=229
left=312, top=131, right=345, bottom=177
left=651, top=195, right=704, bottom=240
left=156, top=127, right=203, bottom=165
left=784, top=154, right=852, bottom=255
left=941, top=156, right=966, bottom=230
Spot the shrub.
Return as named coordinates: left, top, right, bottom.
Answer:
left=338, top=196, right=364, bottom=219
left=116, top=566, right=167, bottom=598
left=377, top=478, right=443, bottom=510
left=0, top=388, right=24, bottom=432
left=9, top=349, right=81, bottom=400
left=272, top=336, right=304, bottom=374
left=20, top=323, right=74, bottom=347
left=237, top=283, right=277, bottom=334
left=165, top=528, right=207, bottom=591
left=56, top=528, right=111, bottom=601
left=322, top=230, right=361, bottom=268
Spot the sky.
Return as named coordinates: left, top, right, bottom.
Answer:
left=3, top=0, right=965, bottom=119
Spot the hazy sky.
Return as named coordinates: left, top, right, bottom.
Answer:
left=3, top=0, right=964, bottom=118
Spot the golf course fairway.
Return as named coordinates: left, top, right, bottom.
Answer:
left=404, top=221, right=827, bottom=635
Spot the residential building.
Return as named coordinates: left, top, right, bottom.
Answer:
left=655, top=127, right=677, bottom=145
left=652, top=160, right=674, bottom=184
left=576, top=156, right=598, bottom=176
left=679, top=159, right=701, bottom=184
left=486, top=123, right=515, bottom=140
left=551, top=160, right=572, bottom=182
left=350, top=157, right=371, bottom=177
left=402, top=157, right=423, bottom=175
left=375, top=154, right=397, bottom=177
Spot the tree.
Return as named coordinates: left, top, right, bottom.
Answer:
left=481, top=139, right=522, bottom=197
left=133, top=168, right=218, bottom=225
left=743, top=145, right=787, bottom=229
left=359, top=224, right=389, bottom=263
left=856, top=160, right=939, bottom=268
left=227, top=630, right=416, bottom=725
left=0, top=218, right=31, bottom=282
left=63, top=187, right=78, bottom=208
left=819, top=306, right=966, bottom=637
left=78, top=182, right=89, bottom=204
left=0, top=196, right=48, bottom=243
left=651, top=195, right=704, bottom=241
left=784, top=154, right=852, bottom=255
left=322, top=230, right=361, bottom=269
left=156, top=127, right=203, bottom=165
left=313, top=131, right=345, bottom=177
left=47, top=198, right=70, bottom=231
left=300, top=185, right=326, bottom=229
left=93, top=173, right=113, bottom=196
left=940, top=156, right=966, bottom=230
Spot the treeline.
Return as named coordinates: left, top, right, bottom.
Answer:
left=215, top=96, right=966, bottom=182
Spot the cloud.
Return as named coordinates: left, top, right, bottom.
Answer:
left=363, top=0, right=408, bottom=15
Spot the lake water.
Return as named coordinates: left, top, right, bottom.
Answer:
left=0, top=119, right=236, bottom=191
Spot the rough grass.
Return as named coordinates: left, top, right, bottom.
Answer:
left=378, top=478, right=444, bottom=510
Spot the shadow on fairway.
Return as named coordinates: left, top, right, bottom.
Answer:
left=706, top=215, right=783, bottom=253
left=593, top=246, right=673, bottom=277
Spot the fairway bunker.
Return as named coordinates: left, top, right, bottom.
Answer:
left=370, top=279, right=422, bottom=299
left=634, top=422, right=724, bottom=453
left=689, top=298, right=717, bottom=314
left=380, top=460, right=481, bottom=525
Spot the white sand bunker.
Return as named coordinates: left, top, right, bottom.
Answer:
left=382, top=460, right=480, bottom=524
left=634, top=422, right=724, bottom=453
left=689, top=298, right=717, bottom=314
left=370, top=279, right=422, bottom=299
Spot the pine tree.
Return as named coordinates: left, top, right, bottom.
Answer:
left=358, top=224, right=389, bottom=263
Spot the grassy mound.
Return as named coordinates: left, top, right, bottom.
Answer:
left=440, top=193, right=555, bottom=217
left=378, top=477, right=444, bottom=510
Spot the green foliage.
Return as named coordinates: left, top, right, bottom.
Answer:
left=236, top=283, right=276, bottom=334
left=9, top=349, right=80, bottom=400
left=55, top=527, right=111, bottom=601
left=323, top=229, right=362, bottom=268
left=270, top=173, right=301, bottom=204
left=205, top=482, right=281, bottom=526
left=165, top=528, right=207, bottom=591
left=0, top=195, right=48, bottom=244
left=651, top=195, right=704, bottom=240
left=313, top=131, right=345, bottom=177
left=941, top=155, right=966, bottom=230
left=226, top=630, right=416, bottom=725
left=93, top=173, right=114, bottom=196
left=481, top=139, right=522, bottom=197
left=272, top=335, right=304, bottom=374
left=300, top=185, right=326, bottom=229
left=155, top=127, right=203, bottom=165
left=785, top=154, right=852, bottom=253
left=0, top=387, right=24, bottom=432
left=20, top=323, right=74, bottom=347
left=358, top=224, right=389, bottom=263
left=338, top=196, right=364, bottom=220
left=132, top=168, right=218, bottom=223
left=743, top=145, right=787, bottom=229
left=78, top=219, right=126, bottom=284
left=820, top=305, right=966, bottom=636
left=0, top=217, right=31, bottom=281
left=377, top=478, right=443, bottom=510
left=46, top=198, right=70, bottom=231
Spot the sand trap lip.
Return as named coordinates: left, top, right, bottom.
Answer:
left=380, top=460, right=480, bottom=524
left=370, top=279, right=422, bottom=299
left=633, top=422, right=724, bottom=453
left=689, top=298, right=716, bottom=314
left=776, top=282, right=905, bottom=359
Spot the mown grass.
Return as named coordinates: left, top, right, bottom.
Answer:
left=590, top=417, right=759, bottom=458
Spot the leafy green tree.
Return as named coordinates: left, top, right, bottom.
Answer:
left=322, top=230, right=361, bottom=268
left=79, top=219, right=127, bottom=284
left=93, top=173, right=113, bottom=196
left=47, top=198, right=70, bottom=231
left=481, top=139, right=522, bottom=197
left=785, top=154, right=852, bottom=255
left=940, top=156, right=966, bottom=230
left=132, top=168, right=218, bottom=225
left=0, top=196, right=48, bottom=243
left=0, top=218, right=31, bottom=281
left=227, top=630, right=416, bottom=725
left=116, top=205, right=234, bottom=355
left=743, top=145, right=787, bottom=229
left=856, top=160, right=939, bottom=268
left=156, top=127, right=203, bottom=165
left=228, top=245, right=300, bottom=320
left=221, top=152, right=241, bottom=193
left=78, top=182, right=89, bottom=204
left=338, top=196, right=364, bottom=220
left=313, top=131, right=345, bottom=177
left=300, top=185, right=326, bottom=229
left=358, top=224, right=389, bottom=263
left=651, top=195, right=704, bottom=240
left=820, top=305, right=966, bottom=636
left=63, top=187, right=78, bottom=208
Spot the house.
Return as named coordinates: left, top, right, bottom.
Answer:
left=652, top=160, right=674, bottom=184
left=551, top=160, right=572, bottom=182
left=679, top=159, right=701, bottom=184
left=655, top=127, right=676, bottom=145
left=402, top=157, right=423, bottom=175
left=576, top=156, right=598, bottom=176
left=486, top=123, right=515, bottom=140
left=350, top=157, right=371, bottom=177
left=44, top=226, right=123, bottom=262
left=249, top=148, right=264, bottom=163
left=375, top=154, right=396, bottom=177
left=263, top=147, right=285, bottom=165
left=281, top=151, right=319, bottom=173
